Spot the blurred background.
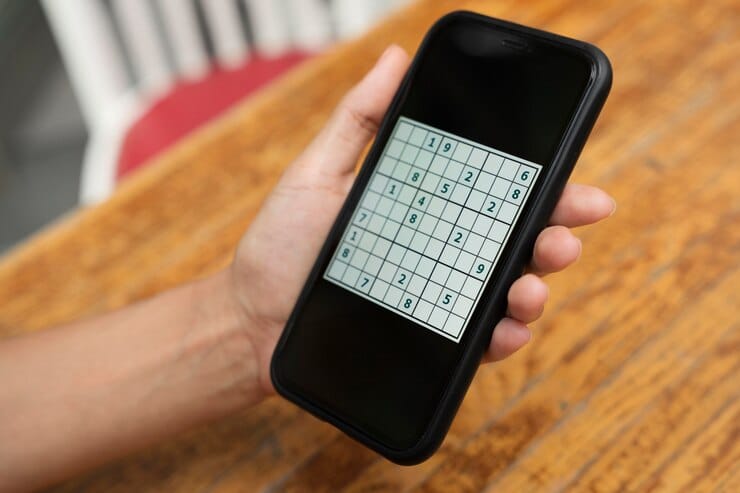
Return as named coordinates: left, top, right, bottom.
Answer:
left=0, top=0, right=411, bottom=253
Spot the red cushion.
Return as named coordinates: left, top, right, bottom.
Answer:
left=117, top=51, right=310, bottom=179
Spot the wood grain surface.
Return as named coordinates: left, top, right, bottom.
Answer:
left=1, top=0, right=738, bottom=491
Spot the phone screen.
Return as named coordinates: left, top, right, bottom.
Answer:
left=325, top=117, right=542, bottom=343
left=275, top=16, right=593, bottom=450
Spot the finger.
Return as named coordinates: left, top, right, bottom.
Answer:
left=303, top=45, right=410, bottom=176
left=549, top=184, right=616, bottom=227
left=530, top=225, right=582, bottom=275
left=483, top=318, right=532, bottom=363
left=507, top=274, right=548, bottom=323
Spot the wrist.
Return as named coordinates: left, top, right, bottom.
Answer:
left=192, top=269, right=271, bottom=406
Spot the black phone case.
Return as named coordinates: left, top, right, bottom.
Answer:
left=271, top=11, right=612, bottom=465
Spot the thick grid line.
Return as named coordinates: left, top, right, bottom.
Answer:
left=324, top=117, right=542, bottom=342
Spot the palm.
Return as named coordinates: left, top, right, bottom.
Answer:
left=233, top=163, right=354, bottom=332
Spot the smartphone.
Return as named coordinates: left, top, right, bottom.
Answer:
left=271, top=11, right=611, bottom=465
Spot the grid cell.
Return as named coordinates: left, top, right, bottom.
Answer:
left=395, top=121, right=412, bottom=141
left=440, top=244, right=461, bottom=266
left=438, top=137, right=457, bottom=157
left=490, top=177, right=512, bottom=199
left=426, top=196, right=447, bottom=217
left=401, top=250, right=421, bottom=271
left=455, top=251, right=476, bottom=273
left=342, top=265, right=361, bottom=286
left=499, top=159, right=519, bottom=180
left=396, top=225, right=415, bottom=247
left=431, top=263, right=452, bottom=285
left=457, top=209, right=477, bottom=230
left=515, top=164, right=537, bottom=186
left=483, top=195, right=500, bottom=217
left=479, top=239, right=501, bottom=261
left=422, top=282, right=443, bottom=304
left=417, top=214, right=437, bottom=235
left=409, top=231, right=430, bottom=253
left=407, top=274, right=427, bottom=297
left=386, top=139, right=404, bottom=158
left=420, top=172, right=441, bottom=194
left=398, top=185, right=417, bottom=206
left=497, top=201, right=518, bottom=224
left=444, top=315, right=465, bottom=336
left=387, top=244, right=406, bottom=265
left=432, top=220, right=453, bottom=241
left=441, top=202, right=462, bottom=223
left=483, top=154, right=504, bottom=174
left=489, top=220, right=508, bottom=243
left=462, top=232, right=485, bottom=255
left=423, top=132, right=442, bottom=152
left=350, top=249, right=369, bottom=270
left=377, top=262, right=397, bottom=283
left=428, top=306, right=449, bottom=329
left=460, top=166, right=479, bottom=186
left=347, top=227, right=362, bottom=245
left=452, top=142, right=473, bottom=162
left=446, top=270, right=467, bottom=293
left=372, top=237, right=391, bottom=257
left=416, top=257, right=435, bottom=278
left=474, top=171, right=495, bottom=193
left=408, top=167, right=426, bottom=186
left=400, top=144, right=419, bottom=165
left=370, top=279, right=390, bottom=299
left=367, top=214, right=385, bottom=234
left=461, top=276, right=482, bottom=300
left=389, top=202, right=407, bottom=223
left=362, top=190, right=382, bottom=209
left=424, top=238, right=445, bottom=258
left=415, top=149, right=434, bottom=168
left=466, top=189, right=487, bottom=211
left=443, top=160, right=463, bottom=182
left=355, top=273, right=374, bottom=293
left=392, top=162, right=411, bottom=182
left=450, top=183, right=471, bottom=205
left=378, top=156, right=397, bottom=175
left=408, top=127, right=427, bottom=146
left=384, top=285, right=404, bottom=307
left=380, top=220, right=400, bottom=240
left=353, top=208, right=372, bottom=227
left=467, top=147, right=487, bottom=167
left=398, top=294, right=418, bottom=314
left=328, top=260, right=347, bottom=280
left=429, top=154, right=449, bottom=175
left=364, top=255, right=383, bottom=276
left=414, top=299, right=434, bottom=322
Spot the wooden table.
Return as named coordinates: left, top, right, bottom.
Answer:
left=1, top=0, right=738, bottom=491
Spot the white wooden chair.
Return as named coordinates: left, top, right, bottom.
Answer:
left=42, top=0, right=410, bottom=204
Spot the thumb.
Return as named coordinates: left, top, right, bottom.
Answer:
left=302, top=45, right=410, bottom=177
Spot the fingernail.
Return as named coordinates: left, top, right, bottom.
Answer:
left=609, top=197, right=617, bottom=216
left=377, top=45, right=396, bottom=65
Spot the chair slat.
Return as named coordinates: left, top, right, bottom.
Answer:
left=41, top=0, right=130, bottom=128
left=243, top=0, right=291, bottom=57
left=157, top=0, right=210, bottom=80
left=111, top=0, right=173, bottom=95
left=199, top=0, right=250, bottom=69
left=285, top=0, right=333, bottom=52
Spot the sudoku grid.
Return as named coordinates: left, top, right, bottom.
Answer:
left=324, top=116, right=542, bottom=342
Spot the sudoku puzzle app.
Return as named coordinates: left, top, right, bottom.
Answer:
left=325, top=117, right=542, bottom=342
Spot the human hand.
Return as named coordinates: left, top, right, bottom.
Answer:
left=230, top=45, right=615, bottom=393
